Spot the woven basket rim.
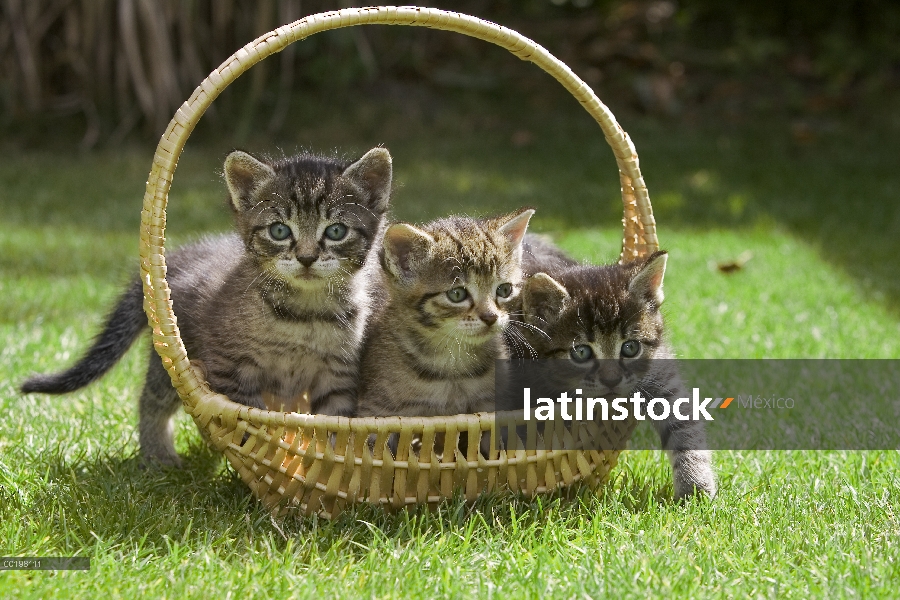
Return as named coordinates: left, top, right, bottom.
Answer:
left=137, top=8, right=658, bottom=517
left=195, top=387, right=595, bottom=431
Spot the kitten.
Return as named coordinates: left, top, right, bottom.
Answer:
left=513, top=249, right=717, bottom=499
left=522, top=233, right=580, bottom=276
left=21, top=147, right=393, bottom=467
left=356, top=208, right=534, bottom=421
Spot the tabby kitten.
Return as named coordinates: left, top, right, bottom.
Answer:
left=514, top=250, right=717, bottom=499
left=356, top=208, right=534, bottom=419
left=21, top=147, right=392, bottom=467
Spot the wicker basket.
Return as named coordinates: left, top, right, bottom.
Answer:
left=139, top=6, right=659, bottom=519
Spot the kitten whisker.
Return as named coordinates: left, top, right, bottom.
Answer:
left=502, top=327, right=538, bottom=359
left=341, top=198, right=379, bottom=219
left=506, top=318, right=551, bottom=341
left=507, top=311, right=553, bottom=328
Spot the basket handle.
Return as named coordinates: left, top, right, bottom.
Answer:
left=138, top=6, right=659, bottom=411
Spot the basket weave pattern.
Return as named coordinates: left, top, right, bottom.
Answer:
left=139, top=7, right=658, bottom=518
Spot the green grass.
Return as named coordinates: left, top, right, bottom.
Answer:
left=1, top=94, right=899, bottom=597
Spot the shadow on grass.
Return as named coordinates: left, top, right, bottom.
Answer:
left=13, top=435, right=684, bottom=561
left=628, top=117, right=900, bottom=315
left=15, top=443, right=259, bottom=556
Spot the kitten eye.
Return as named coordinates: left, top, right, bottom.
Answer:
left=570, top=344, right=593, bottom=363
left=324, top=223, right=348, bottom=241
left=446, top=287, right=469, bottom=303
left=496, top=283, right=513, bottom=298
left=621, top=340, right=641, bottom=358
left=268, top=222, right=291, bottom=241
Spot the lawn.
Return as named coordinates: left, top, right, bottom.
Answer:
left=1, top=91, right=899, bottom=597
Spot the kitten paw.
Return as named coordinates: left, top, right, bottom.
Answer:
left=672, top=450, right=717, bottom=500
left=673, top=471, right=717, bottom=500
left=139, top=450, right=184, bottom=469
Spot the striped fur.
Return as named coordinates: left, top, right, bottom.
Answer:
left=513, top=245, right=717, bottom=499
left=21, top=147, right=392, bottom=466
left=357, top=209, right=534, bottom=419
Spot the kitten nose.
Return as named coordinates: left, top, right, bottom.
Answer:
left=599, top=375, right=622, bottom=388
left=297, top=256, right=316, bottom=268
left=479, top=312, right=498, bottom=326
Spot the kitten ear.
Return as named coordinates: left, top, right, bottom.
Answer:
left=628, top=250, right=668, bottom=306
left=522, top=273, right=570, bottom=324
left=342, top=147, right=392, bottom=212
left=381, top=223, right=435, bottom=281
left=224, top=151, right=275, bottom=212
left=498, top=208, right=535, bottom=248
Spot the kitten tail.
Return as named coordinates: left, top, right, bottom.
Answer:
left=21, top=278, right=146, bottom=394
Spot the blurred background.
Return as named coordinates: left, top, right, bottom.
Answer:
left=3, top=0, right=899, bottom=146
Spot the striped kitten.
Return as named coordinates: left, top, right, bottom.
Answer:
left=356, top=208, right=534, bottom=419
left=514, top=249, right=717, bottom=499
left=21, top=147, right=392, bottom=467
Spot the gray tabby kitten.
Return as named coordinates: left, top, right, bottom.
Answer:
left=356, top=208, right=534, bottom=419
left=21, top=147, right=392, bottom=467
left=514, top=244, right=717, bottom=499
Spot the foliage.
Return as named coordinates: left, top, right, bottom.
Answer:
left=2, top=0, right=899, bottom=147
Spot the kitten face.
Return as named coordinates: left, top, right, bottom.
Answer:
left=424, top=269, right=512, bottom=342
left=519, top=252, right=668, bottom=396
left=224, top=148, right=391, bottom=291
left=381, top=209, right=534, bottom=347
